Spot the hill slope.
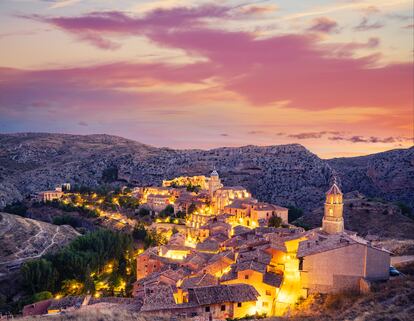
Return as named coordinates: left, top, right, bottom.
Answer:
left=0, top=133, right=412, bottom=214
left=0, top=212, right=79, bottom=278
left=328, top=147, right=414, bottom=209
left=0, top=133, right=334, bottom=212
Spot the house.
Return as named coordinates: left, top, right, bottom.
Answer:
left=141, top=284, right=259, bottom=320
left=146, top=194, right=170, bottom=212
left=37, top=189, right=63, bottom=202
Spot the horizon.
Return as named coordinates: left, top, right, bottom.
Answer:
left=0, top=0, right=413, bottom=158
left=1, top=130, right=412, bottom=159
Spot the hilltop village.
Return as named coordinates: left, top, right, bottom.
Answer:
left=23, top=171, right=391, bottom=319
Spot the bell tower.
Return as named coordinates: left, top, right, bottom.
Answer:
left=208, top=169, right=222, bottom=198
left=322, top=180, right=344, bottom=234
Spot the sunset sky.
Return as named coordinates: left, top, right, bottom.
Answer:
left=0, top=0, right=413, bottom=158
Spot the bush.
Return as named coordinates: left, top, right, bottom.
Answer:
left=268, top=216, right=282, bottom=228
left=3, top=201, right=28, bottom=217
left=323, top=290, right=360, bottom=311
left=159, top=204, right=174, bottom=218
left=137, top=207, right=150, bottom=217
left=288, top=206, right=303, bottom=223
left=32, top=291, right=53, bottom=303
left=101, top=166, right=118, bottom=183
left=52, top=215, right=80, bottom=228
left=132, top=223, right=147, bottom=241
left=396, top=202, right=413, bottom=220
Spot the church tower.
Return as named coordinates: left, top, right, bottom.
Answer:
left=208, top=169, right=222, bottom=198
left=322, top=181, right=344, bottom=234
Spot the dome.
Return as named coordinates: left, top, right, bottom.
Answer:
left=210, top=169, right=219, bottom=177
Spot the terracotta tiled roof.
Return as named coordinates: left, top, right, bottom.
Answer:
left=234, top=260, right=267, bottom=274
left=263, top=272, right=283, bottom=287
left=297, top=229, right=389, bottom=257
left=188, top=284, right=259, bottom=305
left=181, top=273, right=218, bottom=290
left=196, top=239, right=220, bottom=253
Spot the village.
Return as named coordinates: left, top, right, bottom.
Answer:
left=23, top=170, right=391, bottom=320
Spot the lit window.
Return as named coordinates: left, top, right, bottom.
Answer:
left=263, top=302, right=269, bottom=307
left=266, top=290, right=271, bottom=296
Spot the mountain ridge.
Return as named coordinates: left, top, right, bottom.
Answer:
left=0, top=133, right=412, bottom=213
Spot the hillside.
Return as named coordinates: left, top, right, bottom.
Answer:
left=296, top=194, right=414, bottom=254
left=328, top=147, right=414, bottom=209
left=0, top=133, right=334, bottom=212
left=0, top=212, right=79, bottom=278
left=0, top=133, right=412, bottom=214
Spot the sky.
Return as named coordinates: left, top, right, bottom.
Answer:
left=0, top=0, right=413, bottom=158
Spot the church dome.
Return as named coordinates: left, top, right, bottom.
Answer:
left=210, top=169, right=219, bottom=177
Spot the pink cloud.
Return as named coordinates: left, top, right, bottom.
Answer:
left=11, top=6, right=414, bottom=112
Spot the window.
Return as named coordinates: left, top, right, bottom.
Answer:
left=237, top=302, right=242, bottom=308
left=266, top=290, right=271, bottom=296
left=263, top=302, right=269, bottom=307
left=221, top=305, right=226, bottom=311
left=190, top=312, right=198, bottom=317
left=205, top=306, right=210, bottom=312
left=244, top=275, right=249, bottom=280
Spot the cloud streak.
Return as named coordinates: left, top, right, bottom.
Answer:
left=307, top=17, right=339, bottom=33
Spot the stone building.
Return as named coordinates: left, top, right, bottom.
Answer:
left=37, top=189, right=64, bottom=202
left=141, top=284, right=259, bottom=320
left=296, top=183, right=390, bottom=294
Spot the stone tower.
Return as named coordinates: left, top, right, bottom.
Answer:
left=208, top=169, right=222, bottom=198
left=322, top=181, right=344, bottom=234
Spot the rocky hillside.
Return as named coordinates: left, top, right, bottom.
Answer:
left=0, top=133, right=333, bottom=212
left=0, top=212, right=79, bottom=278
left=0, top=133, right=412, bottom=214
left=328, top=147, right=414, bottom=209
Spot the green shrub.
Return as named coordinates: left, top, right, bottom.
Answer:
left=268, top=216, right=282, bottom=228
left=3, top=201, right=28, bottom=217
left=288, top=206, right=303, bottom=223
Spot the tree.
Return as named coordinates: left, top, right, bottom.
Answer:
left=288, top=206, right=304, bottom=223
left=268, top=216, right=283, bottom=228
left=32, top=291, right=52, bottom=303
left=137, top=207, right=150, bottom=217
left=101, top=166, right=118, bottom=183
left=3, top=201, right=28, bottom=217
left=84, top=265, right=95, bottom=295
left=159, top=204, right=174, bottom=218
left=132, top=223, right=147, bottom=241
left=21, top=259, right=58, bottom=294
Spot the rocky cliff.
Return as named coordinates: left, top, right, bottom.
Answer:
left=0, top=133, right=412, bottom=213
